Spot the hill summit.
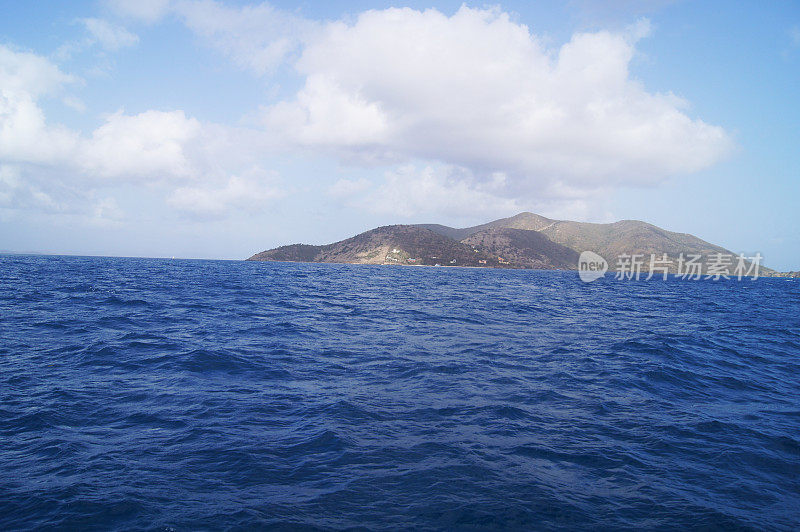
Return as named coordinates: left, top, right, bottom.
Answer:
left=248, top=212, right=774, bottom=274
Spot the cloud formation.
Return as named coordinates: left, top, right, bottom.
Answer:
left=168, top=172, right=283, bottom=219
left=176, top=1, right=311, bottom=75
left=0, top=46, right=79, bottom=164
left=0, top=45, right=205, bottom=183
left=0, top=44, right=265, bottom=222
left=106, top=0, right=172, bottom=23
left=105, top=2, right=732, bottom=205
left=80, top=110, right=201, bottom=180
left=6, top=3, right=734, bottom=222
left=108, top=0, right=311, bottom=74
left=264, top=7, right=731, bottom=200
left=330, top=165, right=524, bottom=220
left=81, top=18, right=139, bottom=51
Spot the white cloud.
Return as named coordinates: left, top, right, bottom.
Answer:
left=4, top=4, right=736, bottom=223
left=106, top=0, right=172, bottom=23
left=0, top=46, right=75, bottom=96
left=0, top=91, right=78, bottom=164
left=168, top=171, right=283, bottom=219
left=330, top=164, right=622, bottom=223
left=330, top=165, right=523, bottom=220
left=80, top=110, right=201, bottom=179
left=55, top=18, right=138, bottom=60
left=261, top=7, right=731, bottom=203
left=0, top=45, right=282, bottom=222
left=174, top=0, right=312, bottom=75
left=107, top=0, right=311, bottom=74
left=0, top=164, right=125, bottom=225
left=62, top=95, right=87, bottom=112
left=0, top=45, right=79, bottom=164
left=0, top=164, right=76, bottom=213
left=88, top=196, right=125, bottom=225
left=0, top=46, right=207, bottom=182
left=267, top=75, right=389, bottom=148
left=328, top=177, right=371, bottom=199
left=81, top=18, right=139, bottom=51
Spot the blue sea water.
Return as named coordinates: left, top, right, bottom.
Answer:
left=0, top=255, right=799, bottom=531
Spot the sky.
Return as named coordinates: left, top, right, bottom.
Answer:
left=0, top=0, right=798, bottom=269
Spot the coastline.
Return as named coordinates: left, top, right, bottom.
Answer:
left=246, top=258, right=799, bottom=278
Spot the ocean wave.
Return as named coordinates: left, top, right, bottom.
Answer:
left=0, top=256, right=798, bottom=530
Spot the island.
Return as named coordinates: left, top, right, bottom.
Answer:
left=248, top=212, right=799, bottom=277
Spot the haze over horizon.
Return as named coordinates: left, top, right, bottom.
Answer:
left=1, top=1, right=798, bottom=269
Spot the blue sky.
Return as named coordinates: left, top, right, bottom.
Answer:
left=0, top=1, right=798, bottom=269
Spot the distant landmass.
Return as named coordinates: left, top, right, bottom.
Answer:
left=248, top=212, right=792, bottom=275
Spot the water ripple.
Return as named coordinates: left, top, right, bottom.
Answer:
left=0, top=255, right=798, bottom=530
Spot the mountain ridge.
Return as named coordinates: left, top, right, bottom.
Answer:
left=248, top=212, right=780, bottom=275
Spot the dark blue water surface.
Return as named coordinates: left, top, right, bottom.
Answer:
left=1, top=255, right=799, bottom=530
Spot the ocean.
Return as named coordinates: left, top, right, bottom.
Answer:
left=1, top=255, right=798, bottom=530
